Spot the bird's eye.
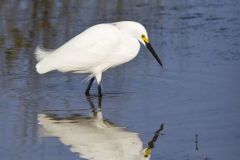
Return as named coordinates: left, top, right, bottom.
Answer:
left=141, top=35, right=145, bottom=38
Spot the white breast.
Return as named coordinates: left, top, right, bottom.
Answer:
left=95, top=36, right=140, bottom=73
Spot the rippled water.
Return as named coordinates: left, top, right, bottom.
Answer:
left=0, top=0, right=240, bottom=160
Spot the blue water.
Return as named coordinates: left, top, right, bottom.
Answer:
left=0, top=0, right=240, bottom=160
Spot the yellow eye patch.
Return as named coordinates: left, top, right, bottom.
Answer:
left=144, top=147, right=152, bottom=157
left=141, top=35, right=149, bottom=43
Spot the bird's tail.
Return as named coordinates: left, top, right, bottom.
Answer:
left=35, top=46, right=53, bottom=62
left=35, top=47, right=57, bottom=74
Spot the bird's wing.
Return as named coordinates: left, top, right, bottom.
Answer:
left=51, top=24, right=122, bottom=72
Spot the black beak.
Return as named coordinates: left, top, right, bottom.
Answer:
left=145, top=42, right=163, bottom=67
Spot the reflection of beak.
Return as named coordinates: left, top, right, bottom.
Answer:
left=145, top=42, right=163, bottom=67
left=144, top=123, right=164, bottom=158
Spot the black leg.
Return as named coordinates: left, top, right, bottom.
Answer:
left=86, top=95, right=97, bottom=115
left=85, top=77, right=94, bottom=96
left=98, top=95, right=102, bottom=107
left=85, top=93, right=102, bottom=117
left=98, top=84, right=102, bottom=97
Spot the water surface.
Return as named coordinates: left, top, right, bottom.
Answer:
left=0, top=0, right=240, bottom=160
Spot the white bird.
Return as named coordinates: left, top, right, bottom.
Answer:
left=38, top=97, right=163, bottom=160
left=35, top=21, right=163, bottom=96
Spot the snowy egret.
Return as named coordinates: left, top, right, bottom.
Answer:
left=38, top=97, right=164, bottom=160
left=35, top=21, right=163, bottom=96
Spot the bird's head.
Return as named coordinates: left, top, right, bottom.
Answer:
left=140, top=123, right=164, bottom=160
left=114, top=21, right=163, bottom=67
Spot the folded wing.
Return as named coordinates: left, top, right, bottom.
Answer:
left=35, top=24, right=122, bottom=74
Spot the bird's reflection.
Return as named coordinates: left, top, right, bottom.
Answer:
left=38, top=96, right=163, bottom=160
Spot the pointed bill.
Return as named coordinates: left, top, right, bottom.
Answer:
left=145, top=42, right=163, bottom=67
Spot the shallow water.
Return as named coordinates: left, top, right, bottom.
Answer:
left=0, top=0, right=240, bottom=160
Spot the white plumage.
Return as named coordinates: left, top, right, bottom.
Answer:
left=35, top=21, right=162, bottom=95
left=38, top=111, right=151, bottom=160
